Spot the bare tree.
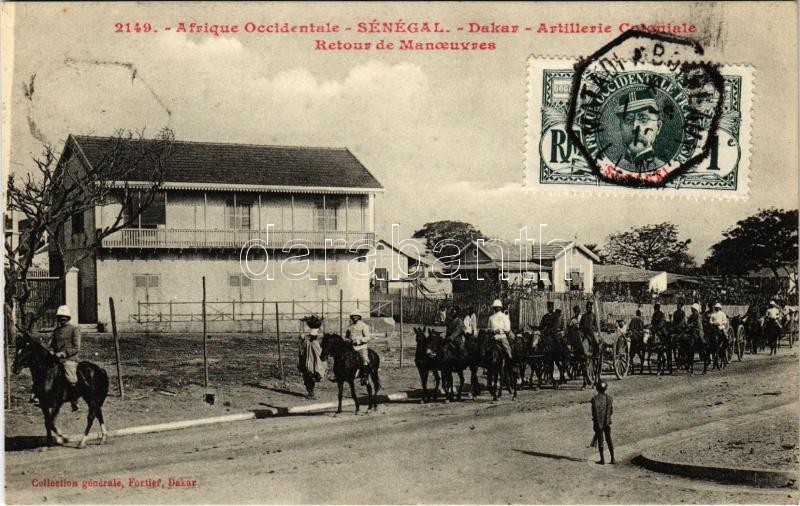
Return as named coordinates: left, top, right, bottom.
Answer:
left=5, top=128, right=174, bottom=335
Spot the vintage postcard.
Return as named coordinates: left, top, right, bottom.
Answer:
left=2, top=2, right=798, bottom=505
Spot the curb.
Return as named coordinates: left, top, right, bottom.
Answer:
left=67, top=391, right=413, bottom=443
left=633, top=452, right=798, bottom=489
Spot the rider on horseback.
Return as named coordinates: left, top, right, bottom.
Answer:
left=579, top=301, right=599, bottom=352
left=445, top=306, right=466, bottom=353
left=345, top=312, right=371, bottom=385
left=488, top=299, right=513, bottom=360
left=51, top=305, right=81, bottom=412
left=709, top=303, right=729, bottom=344
left=766, top=300, right=783, bottom=327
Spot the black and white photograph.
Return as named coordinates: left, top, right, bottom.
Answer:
left=2, top=2, right=798, bottom=504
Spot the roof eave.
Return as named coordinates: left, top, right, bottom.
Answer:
left=107, top=181, right=384, bottom=194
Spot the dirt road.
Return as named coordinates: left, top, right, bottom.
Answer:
left=5, top=353, right=798, bottom=504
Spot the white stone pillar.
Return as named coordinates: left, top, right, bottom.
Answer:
left=65, top=267, right=79, bottom=323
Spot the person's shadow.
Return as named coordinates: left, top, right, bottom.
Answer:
left=512, top=449, right=585, bottom=463
left=5, top=435, right=53, bottom=452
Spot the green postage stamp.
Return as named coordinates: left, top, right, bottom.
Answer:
left=525, top=57, right=754, bottom=198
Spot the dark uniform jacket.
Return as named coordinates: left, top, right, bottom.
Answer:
left=579, top=311, right=597, bottom=341
left=651, top=310, right=666, bottom=331
left=51, top=323, right=81, bottom=360
left=550, top=312, right=565, bottom=334
left=446, top=315, right=465, bottom=341
left=628, top=317, right=644, bottom=337
left=591, top=392, right=613, bottom=430
left=672, top=309, right=686, bottom=329
left=688, top=313, right=704, bottom=343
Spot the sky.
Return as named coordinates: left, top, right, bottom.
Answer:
left=3, top=2, right=797, bottom=263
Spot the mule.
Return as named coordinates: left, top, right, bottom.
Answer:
left=424, top=329, right=468, bottom=402
left=764, top=319, right=781, bottom=356
left=482, top=332, right=517, bottom=401
left=564, top=324, right=595, bottom=388
left=12, top=336, right=109, bottom=448
left=413, top=327, right=441, bottom=403
left=320, top=333, right=381, bottom=414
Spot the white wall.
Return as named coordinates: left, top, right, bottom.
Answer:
left=96, top=250, right=371, bottom=323
left=551, top=247, right=594, bottom=293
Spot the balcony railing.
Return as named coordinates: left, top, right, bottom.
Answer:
left=101, top=228, right=375, bottom=250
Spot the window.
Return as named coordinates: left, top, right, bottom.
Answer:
left=316, top=273, right=338, bottom=286
left=229, top=273, right=253, bottom=300
left=71, top=212, right=85, bottom=234
left=376, top=243, right=385, bottom=251
left=225, top=196, right=253, bottom=230
left=122, top=192, right=166, bottom=229
left=314, top=203, right=337, bottom=230
left=133, top=274, right=160, bottom=304
left=375, top=268, right=388, bottom=281
left=569, top=271, right=583, bottom=291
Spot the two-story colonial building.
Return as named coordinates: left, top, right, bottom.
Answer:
left=53, top=135, right=382, bottom=327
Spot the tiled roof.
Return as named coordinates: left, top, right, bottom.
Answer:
left=70, top=135, right=383, bottom=190
left=473, top=239, right=593, bottom=261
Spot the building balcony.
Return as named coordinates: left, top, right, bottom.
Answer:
left=100, top=228, right=375, bottom=250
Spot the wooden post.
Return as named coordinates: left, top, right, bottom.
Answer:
left=202, top=277, right=209, bottom=388
left=4, top=304, right=12, bottom=408
left=339, top=289, right=344, bottom=337
left=232, top=300, right=236, bottom=321
left=109, top=297, right=125, bottom=399
left=261, top=299, right=266, bottom=334
left=275, top=301, right=285, bottom=384
left=399, top=294, right=404, bottom=368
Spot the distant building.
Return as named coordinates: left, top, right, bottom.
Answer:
left=450, top=239, right=599, bottom=294
left=594, top=264, right=668, bottom=294
left=372, top=238, right=450, bottom=297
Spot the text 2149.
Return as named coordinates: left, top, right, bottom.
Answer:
left=115, top=22, right=153, bottom=33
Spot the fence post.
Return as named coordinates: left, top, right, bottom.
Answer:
left=339, top=289, right=344, bottom=337
left=169, top=300, right=173, bottom=330
left=109, top=297, right=124, bottom=399
left=275, top=301, right=285, bottom=384
left=399, top=295, right=404, bottom=368
left=261, top=299, right=266, bottom=334
left=202, top=277, right=209, bottom=388
left=232, top=300, right=236, bottom=321
left=138, top=301, right=141, bottom=323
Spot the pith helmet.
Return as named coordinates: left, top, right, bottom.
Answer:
left=691, top=303, right=701, bottom=312
left=491, top=299, right=503, bottom=309
left=770, top=300, right=779, bottom=307
left=714, top=303, right=723, bottom=309
left=349, top=311, right=363, bottom=320
left=56, top=305, right=71, bottom=319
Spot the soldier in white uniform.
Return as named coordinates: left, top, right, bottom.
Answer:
left=345, top=311, right=371, bottom=384
left=487, top=299, right=513, bottom=360
left=766, top=300, right=783, bottom=325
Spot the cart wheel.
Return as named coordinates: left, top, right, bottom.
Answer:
left=735, top=326, right=745, bottom=361
left=613, top=338, right=630, bottom=379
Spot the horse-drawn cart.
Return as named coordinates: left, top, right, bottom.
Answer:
left=591, top=330, right=631, bottom=381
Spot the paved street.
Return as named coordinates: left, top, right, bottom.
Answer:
left=5, top=352, right=798, bottom=504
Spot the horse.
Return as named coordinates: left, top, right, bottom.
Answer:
left=741, top=309, right=763, bottom=355
left=12, top=335, right=109, bottom=448
left=413, top=327, right=441, bottom=403
left=564, top=324, right=595, bottom=388
left=764, top=318, right=782, bottom=356
left=481, top=330, right=517, bottom=401
left=320, top=333, right=381, bottom=414
left=628, top=327, right=648, bottom=375
left=424, top=329, right=469, bottom=402
left=535, top=324, right=572, bottom=388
